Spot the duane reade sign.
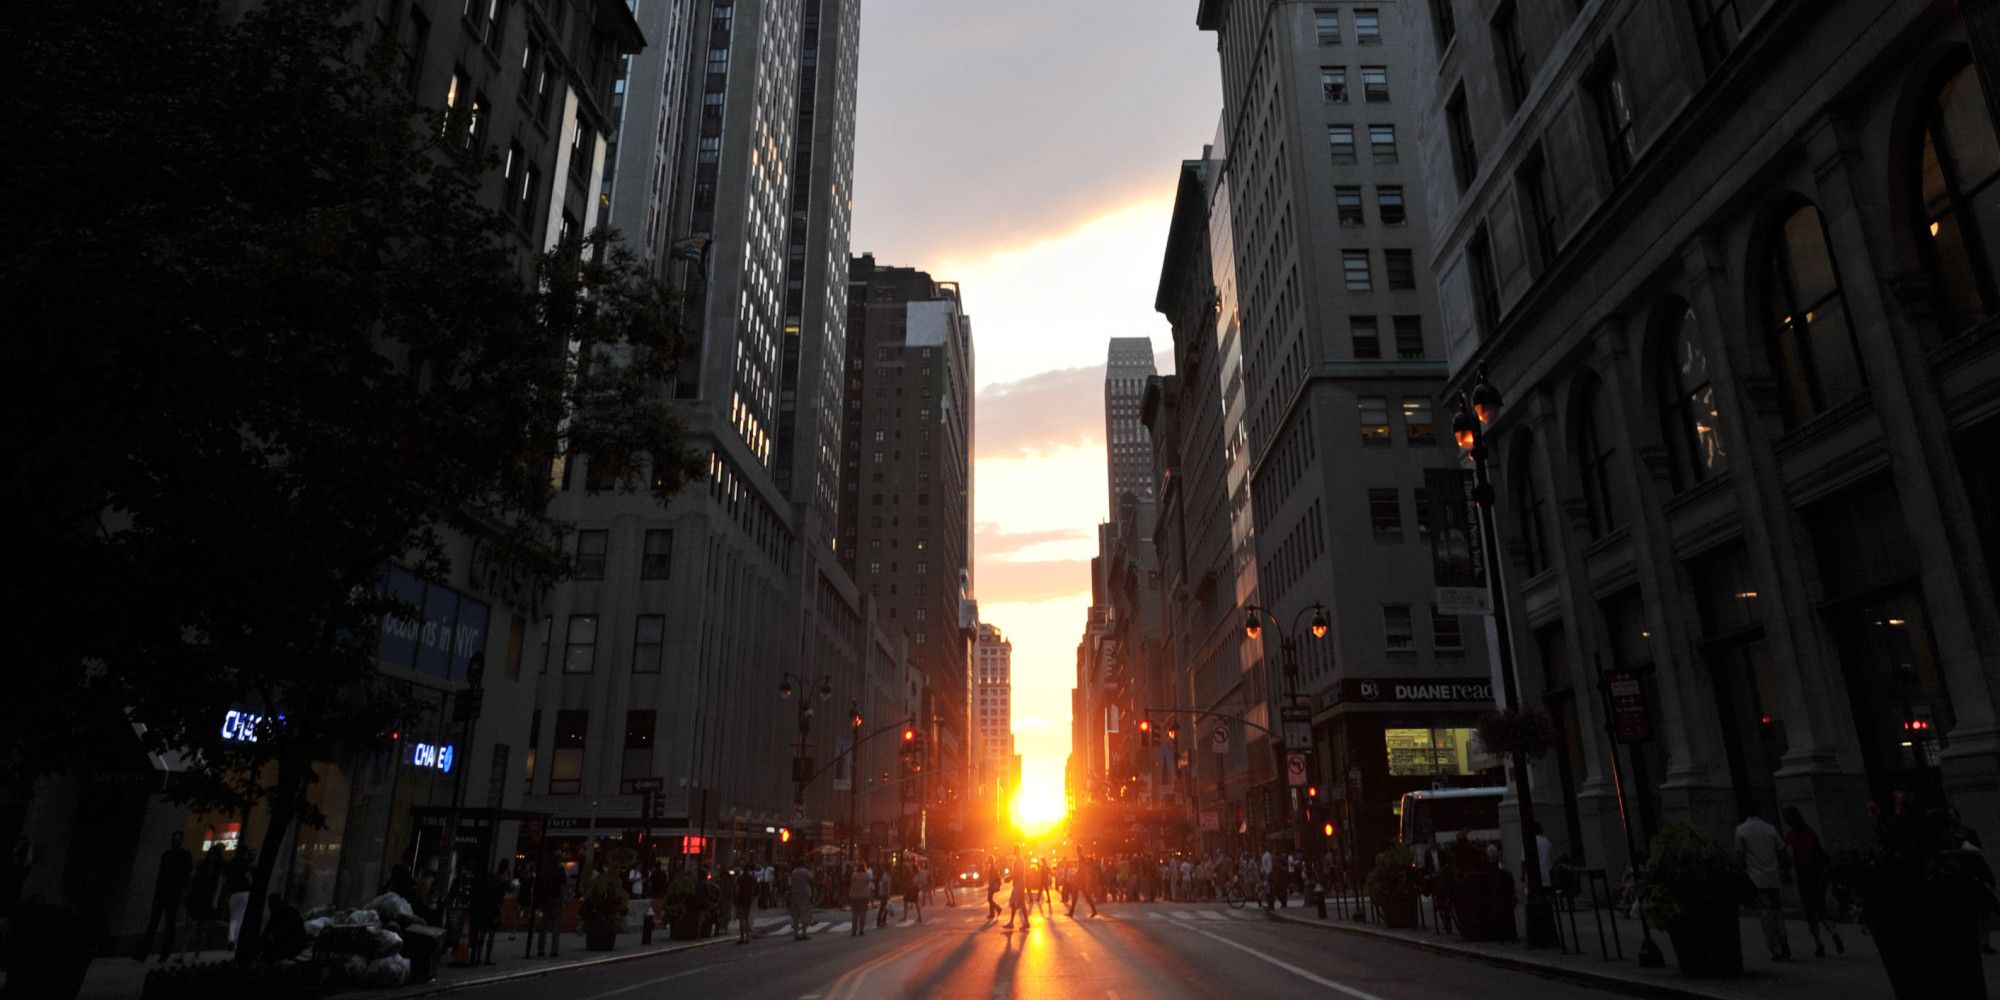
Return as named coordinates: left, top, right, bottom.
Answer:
left=1342, top=678, right=1494, bottom=704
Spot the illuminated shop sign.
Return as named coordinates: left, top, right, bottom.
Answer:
left=409, top=741, right=456, bottom=773
left=375, top=564, right=490, bottom=684
left=220, top=709, right=282, bottom=743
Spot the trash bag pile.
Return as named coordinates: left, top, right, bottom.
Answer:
left=296, top=892, right=439, bottom=989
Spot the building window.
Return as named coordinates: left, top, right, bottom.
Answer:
left=1766, top=203, right=1863, bottom=425
left=1403, top=398, right=1436, bottom=443
left=1511, top=436, right=1552, bottom=575
left=563, top=614, right=598, bottom=673
left=1518, top=148, right=1560, bottom=271
left=641, top=529, right=672, bottom=579
left=1415, top=486, right=1433, bottom=537
left=1330, top=124, right=1357, bottom=164
left=1917, top=62, right=2000, bottom=336
left=575, top=530, right=608, bottom=579
left=1359, top=396, right=1392, bottom=445
left=1369, top=124, right=1398, bottom=163
left=1432, top=607, right=1464, bottom=651
left=1688, top=0, right=1744, bottom=72
left=1573, top=377, right=1624, bottom=539
left=1493, top=0, right=1529, bottom=111
left=1351, top=316, right=1382, bottom=359
left=1394, top=315, right=1425, bottom=358
left=1336, top=186, right=1364, bottom=226
left=1322, top=66, right=1348, bottom=102
left=1468, top=225, right=1500, bottom=336
left=1316, top=8, right=1342, bottom=44
left=621, top=710, right=655, bottom=789
left=1361, top=66, right=1390, bottom=102
left=549, top=709, right=587, bottom=795
left=1385, top=249, right=1415, bottom=290
left=1343, top=250, right=1373, bottom=290
left=1377, top=185, right=1406, bottom=225
left=1369, top=488, right=1403, bottom=539
left=1446, top=86, right=1477, bottom=190
left=1657, top=300, right=1729, bottom=490
left=399, top=7, right=431, bottom=93
left=632, top=615, right=664, bottom=673
left=1588, top=49, right=1637, bottom=180
left=1383, top=605, right=1414, bottom=651
left=1354, top=8, right=1381, bottom=44
left=1430, top=0, right=1457, bottom=53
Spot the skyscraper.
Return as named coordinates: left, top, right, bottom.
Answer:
left=973, top=623, right=1014, bottom=829
left=1104, top=337, right=1160, bottom=516
left=840, top=254, right=976, bottom=843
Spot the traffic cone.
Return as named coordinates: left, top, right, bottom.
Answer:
left=451, top=913, right=472, bottom=966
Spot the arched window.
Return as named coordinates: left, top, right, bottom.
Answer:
left=1766, top=204, right=1863, bottom=425
left=1658, top=300, right=1728, bottom=489
left=1917, top=62, right=2000, bottom=335
left=1511, top=434, right=1551, bottom=575
left=1572, top=376, right=1624, bottom=540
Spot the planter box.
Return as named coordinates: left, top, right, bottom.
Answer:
left=583, top=928, right=617, bottom=952
left=1666, top=904, right=1744, bottom=978
left=1378, top=893, right=1420, bottom=929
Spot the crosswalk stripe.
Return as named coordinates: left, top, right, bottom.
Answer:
left=1197, top=911, right=1224, bottom=921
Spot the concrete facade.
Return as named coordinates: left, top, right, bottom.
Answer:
left=1415, top=0, right=2000, bottom=870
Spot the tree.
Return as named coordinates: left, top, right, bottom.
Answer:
left=0, top=0, right=697, bottom=957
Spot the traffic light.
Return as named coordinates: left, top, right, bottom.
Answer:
left=903, top=727, right=917, bottom=744
left=1137, top=719, right=1153, bottom=747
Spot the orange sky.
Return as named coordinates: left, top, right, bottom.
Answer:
left=850, top=0, right=1222, bottom=804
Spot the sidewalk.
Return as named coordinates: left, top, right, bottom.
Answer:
left=71, top=906, right=858, bottom=1000
left=1270, top=894, right=2000, bottom=1000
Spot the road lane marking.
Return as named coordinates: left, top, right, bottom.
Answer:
left=1189, top=928, right=1389, bottom=1000
left=1197, top=911, right=1224, bottom=921
left=827, top=930, right=939, bottom=1000
left=577, top=964, right=715, bottom=1000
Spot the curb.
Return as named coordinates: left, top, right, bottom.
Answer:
left=1264, top=910, right=1731, bottom=1000
left=391, top=910, right=853, bottom=997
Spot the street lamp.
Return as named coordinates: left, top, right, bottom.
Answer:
left=846, top=701, right=863, bottom=865
left=1243, top=602, right=1329, bottom=856
left=780, top=672, right=834, bottom=838
left=1452, top=372, right=1558, bottom=948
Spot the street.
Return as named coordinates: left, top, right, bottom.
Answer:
left=461, top=901, right=1616, bottom=1000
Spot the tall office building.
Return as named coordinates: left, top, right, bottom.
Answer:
left=973, top=623, right=1015, bottom=828
left=840, top=254, right=976, bottom=843
left=1195, top=0, right=1489, bottom=858
left=1105, top=338, right=1161, bottom=515
left=1414, top=0, right=2000, bottom=865
left=599, top=0, right=696, bottom=274
left=523, top=0, right=907, bottom=867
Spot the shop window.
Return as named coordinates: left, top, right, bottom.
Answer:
left=1765, top=202, right=1863, bottom=426
left=1916, top=61, right=2000, bottom=337
left=549, top=709, right=587, bottom=795
left=1385, top=727, right=1480, bottom=776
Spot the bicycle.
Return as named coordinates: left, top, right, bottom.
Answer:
left=1223, top=874, right=1250, bottom=910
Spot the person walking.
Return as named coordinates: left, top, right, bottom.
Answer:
left=985, top=858, right=1003, bottom=920
left=734, top=863, right=758, bottom=944
left=847, top=862, right=873, bottom=937
left=532, top=857, right=569, bottom=957
left=1067, top=847, right=1100, bottom=918
left=789, top=860, right=815, bottom=940
left=909, top=861, right=927, bottom=924
left=1735, top=806, right=1793, bottom=961
left=469, top=862, right=504, bottom=964
left=180, top=846, right=225, bottom=959
left=136, top=832, right=193, bottom=963
left=1781, top=806, right=1844, bottom=957
left=1003, top=851, right=1032, bottom=930
left=875, top=862, right=893, bottom=927
left=223, top=848, right=254, bottom=948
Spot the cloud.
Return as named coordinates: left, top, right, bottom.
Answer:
left=977, top=524, right=1093, bottom=559
left=976, top=557, right=1091, bottom=605
left=975, top=366, right=1104, bottom=459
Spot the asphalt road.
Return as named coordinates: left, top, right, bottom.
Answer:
left=455, top=899, right=1627, bottom=1000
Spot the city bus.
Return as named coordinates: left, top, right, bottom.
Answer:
left=1396, top=786, right=1505, bottom=868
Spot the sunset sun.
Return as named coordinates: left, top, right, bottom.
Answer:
left=1011, top=778, right=1068, bottom=833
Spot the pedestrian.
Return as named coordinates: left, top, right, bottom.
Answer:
left=136, top=831, right=193, bottom=963
left=848, top=862, right=873, bottom=937
left=1780, top=806, right=1844, bottom=957
left=469, top=862, right=504, bottom=964
left=734, top=863, right=758, bottom=944
left=910, top=861, right=927, bottom=924
left=985, top=858, right=1003, bottom=919
left=1067, top=847, right=1100, bottom=918
left=941, top=856, right=958, bottom=907
left=1945, top=827, right=1999, bottom=955
left=223, top=848, right=254, bottom=948
left=1735, top=806, right=1793, bottom=961
left=533, top=856, right=569, bottom=957
left=181, top=845, right=225, bottom=958
left=789, top=860, right=815, bottom=940
left=1004, top=851, right=1032, bottom=930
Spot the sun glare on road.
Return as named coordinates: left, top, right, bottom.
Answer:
left=1011, top=779, right=1067, bottom=833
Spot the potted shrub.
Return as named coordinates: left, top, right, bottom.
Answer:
left=1435, top=836, right=1515, bottom=942
left=1641, top=824, right=1745, bottom=977
left=1366, top=846, right=1422, bottom=929
left=1846, top=804, right=1988, bottom=999
left=578, top=871, right=629, bottom=952
left=663, top=873, right=701, bottom=940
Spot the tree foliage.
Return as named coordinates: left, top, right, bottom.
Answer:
left=2, top=0, right=695, bottom=952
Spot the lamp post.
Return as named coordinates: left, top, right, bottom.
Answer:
left=1451, top=373, right=1558, bottom=948
left=845, top=702, right=863, bottom=864
left=779, top=672, right=833, bottom=838
left=1242, top=602, right=1330, bottom=855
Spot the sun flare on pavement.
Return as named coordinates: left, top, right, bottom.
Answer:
left=1011, top=778, right=1067, bottom=834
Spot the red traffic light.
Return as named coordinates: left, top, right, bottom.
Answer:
left=903, top=728, right=916, bottom=742
left=1138, top=720, right=1151, bottom=733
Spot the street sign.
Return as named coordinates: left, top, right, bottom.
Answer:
left=1199, top=809, right=1220, bottom=832
left=1285, top=752, right=1308, bottom=787
left=1428, top=468, right=1493, bottom=615
left=1209, top=723, right=1230, bottom=756
left=1281, top=706, right=1312, bottom=750
left=1605, top=669, right=1653, bottom=743
left=628, top=777, right=664, bottom=792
